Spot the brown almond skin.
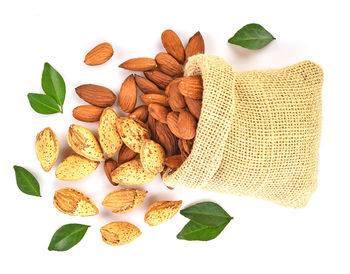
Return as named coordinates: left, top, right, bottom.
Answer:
left=178, top=138, right=189, bottom=160
left=140, top=94, right=169, bottom=107
left=104, top=159, right=118, bottom=185
left=147, top=114, right=159, bottom=143
left=167, top=79, right=186, bottom=111
left=161, top=30, right=185, bottom=64
left=119, top=57, right=157, bottom=71
left=178, top=76, right=203, bottom=100
left=184, top=97, right=202, bottom=120
left=148, top=103, right=169, bottom=124
left=144, top=70, right=173, bottom=89
left=84, top=42, right=113, bottom=66
left=155, top=121, right=178, bottom=156
left=164, top=154, right=184, bottom=170
left=167, top=112, right=181, bottom=138
left=128, top=105, right=148, bottom=123
left=119, top=75, right=137, bottom=113
left=185, top=31, right=205, bottom=61
left=134, top=75, right=164, bottom=95
left=118, top=144, right=138, bottom=165
left=76, top=84, right=116, bottom=107
left=72, top=105, right=104, bottom=122
left=155, top=53, right=183, bottom=77
left=177, top=110, right=197, bottom=140
left=182, top=139, right=193, bottom=155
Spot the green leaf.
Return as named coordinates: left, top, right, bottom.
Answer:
left=13, top=165, right=41, bottom=197
left=27, top=93, right=61, bottom=114
left=41, top=62, right=66, bottom=107
left=48, top=224, right=90, bottom=251
left=177, top=220, right=230, bottom=241
left=180, top=202, right=233, bottom=227
left=228, top=23, right=275, bottom=50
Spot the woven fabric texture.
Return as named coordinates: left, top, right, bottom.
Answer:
left=162, top=54, right=323, bottom=208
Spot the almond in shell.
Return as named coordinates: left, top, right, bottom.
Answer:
left=72, top=105, right=104, bottom=122
left=84, top=42, right=113, bottom=66
left=144, top=70, right=173, bottom=90
left=75, top=84, right=116, bottom=107
left=155, top=53, right=183, bottom=77
left=104, top=158, right=118, bottom=185
left=185, top=31, right=205, bottom=60
left=100, top=222, right=141, bottom=246
left=119, top=57, right=157, bottom=71
left=98, top=108, right=123, bottom=157
left=144, top=200, right=182, bottom=226
left=140, top=139, right=165, bottom=174
left=116, top=117, right=151, bottom=153
left=111, top=159, right=157, bottom=185
left=161, top=30, right=185, bottom=64
left=67, top=124, right=104, bottom=161
left=134, top=75, right=164, bottom=95
left=54, top=188, right=99, bottom=216
left=178, top=76, right=203, bottom=100
left=35, top=127, right=59, bottom=172
left=102, top=188, right=147, bottom=213
left=119, top=74, right=137, bottom=113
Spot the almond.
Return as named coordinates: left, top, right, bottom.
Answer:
left=72, top=105, right=104, bottom=122
left=181, top=138, right=193, bottom=155
left=102, top=188, right=147, bottom=213
left=147, top=114, right=159, bottom=143
left=116, top=117, right=151, bottom=153
left=55, top=154, right=99, bottom=181
left=100, top=222, right=141, bottom=246
left=177, top=111, right=197, bottom=140
left=161, top=30, right=185, bottom=64
left=118, top=144, right=138, bottom=165
left=155, top=53, right=183, bottom=77
left=35, top=127, right=59, bottom=172
left=155, top=121, right=178, bottom=156
left=119, top=57, right=157, bottom=71
left=140, top=94, right=169, bottom=106
left=119, top=74, right=137, bottom=113
left=128, top=105, right=148, bottom=123
left=184, top=97, right=202, bottom=120
left=140, top=139, right=165, bottom=174
left=144, top=70, right=173, bottom=89
left=98, top=108, right=123, bottom=157
left=75, top=84, right=116, bottom=107
left=104, top=158, right=118, bottom=185
left=178, top=138, right=189, bottom=160
left=111, top=159, right=157, bottom=185
left=67, top=124, right=104, bottom=161
left=148, top=103, right=169, bottom=124
left=166, top=112, right=181, bottom=138
left=178, top=76, right=203, bottom=100
left=134, top=75, right=164, bottom=95
left=84, top=42, right=113, bottom=66
left=185, top=31, right=205, bottom=61
left=164, top=154, right=184, bottom=170
left=167, top=79, right=186, bottom=111
left=54, top=188, right=99, bottom=216
left=144, top=200, right=182, bottom=226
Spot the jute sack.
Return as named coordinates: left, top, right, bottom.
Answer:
left=162, top=54, right=323, bottom=208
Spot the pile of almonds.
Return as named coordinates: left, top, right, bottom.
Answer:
left=37, top=29, right=205, bottom=246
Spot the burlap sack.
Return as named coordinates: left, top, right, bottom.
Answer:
left=162, top=55, right=323, bottom=208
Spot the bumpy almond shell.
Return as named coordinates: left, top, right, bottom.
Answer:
left=84, top=42, right=113, bottom=66
left=67, top=124, right=104, bottom=161
left=100, top=222, right=141, bottom=246
left=35, top=127, right=59, bottom=172
left=102, top=188, right=147, bottom=213
left=140, top=139, right=165, bottom=174
left=144, top=200, right=182, bottom=226
left=111, top=159, right=157, bottom=185
left=53, top=188, right=99, bottom=216
left=55, top=154, right=99, bottom=181
left=98, top=108, right=123, bottom=158
left=116, top=117, right=151, bottom=153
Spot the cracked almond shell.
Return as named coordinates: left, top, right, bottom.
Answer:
left=140, top=139, right=165, bottom=174
left=53, top=188, right=99, bottom=216
left=102, top=188, right=147, bottom=213
left=67, top=124, right=104, bottom=161
left=111, top=159, right=157, bottom=185
left=100, top=222, right=141, bottom=246
left=98, top=108, right=123, bottom=158
left=144, top=200, right=182, bottom=226
left=35, top=127, right=59, bottom=172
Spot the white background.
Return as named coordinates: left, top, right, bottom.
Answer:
left=0, top=0, right=349, bottom=273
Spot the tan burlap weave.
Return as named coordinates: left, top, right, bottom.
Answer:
left=162, top=54, right=323, bottom=208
